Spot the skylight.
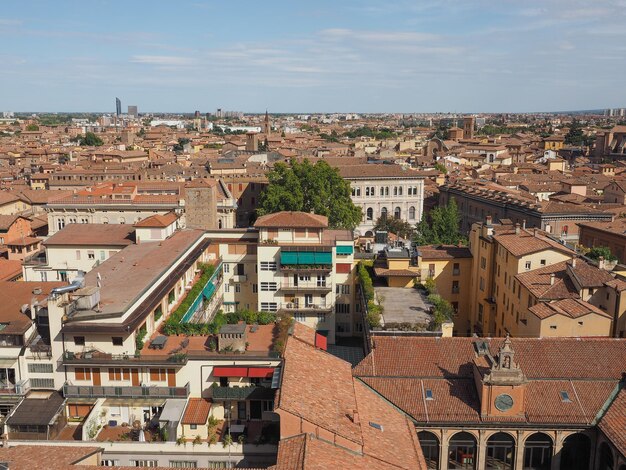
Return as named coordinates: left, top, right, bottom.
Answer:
left=369, top=421, right=384, bottom=431
left=425, top=389, right=434, bottom=400
left=560, top=391, right=571, bottom=403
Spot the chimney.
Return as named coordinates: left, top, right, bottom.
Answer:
left=485, top=215, right=492, bottom=226
left=550, top=273, right=555, bottom=285
left=522, top=219, right=526, bottom=229
left=572, top=258, right=577, bottom=267
left=598, top=256, right=605, bottom=270
left=515, top=223, right=520, bottom=235
left=533, top=228, right=538, bottom=237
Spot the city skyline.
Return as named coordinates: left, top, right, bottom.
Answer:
left=1, top=0, right=626, bottom=113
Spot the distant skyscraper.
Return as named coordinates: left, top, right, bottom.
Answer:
left=115, top=98, right=122, bottom=117
left=128, top=105, right=138, bottom=118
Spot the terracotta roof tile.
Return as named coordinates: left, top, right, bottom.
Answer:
left=181, top=398, right=211, bottom=425
left=598, top=387, right=626, bottom=457
left=254, top=211, right=328, bottom=229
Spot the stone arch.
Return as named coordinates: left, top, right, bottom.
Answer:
left=448, top=431, right=477, bottom=469
left=598, top=441, right=615, bottom=470
left=486, top=431, right=515, bottom=470
left=522, top=432, right=553, bottom=470
left=417, top=431, right=439, bottom=469
left=560, top=433, right=591, bottom=470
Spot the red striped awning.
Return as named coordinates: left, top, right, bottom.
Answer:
left=247, top=367, right=275, bottom=379
left=212, top=367, right=248, bottom=377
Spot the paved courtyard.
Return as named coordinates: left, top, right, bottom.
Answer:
left=374, top=286, right=432, bottom=327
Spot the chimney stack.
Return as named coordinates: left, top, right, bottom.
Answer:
left=598, top=256, right=605, bottom=270
left=572, top=258, right=577, bottom=267
left=515, top=223, right=520, bottom=235
left=486, top=215, right=492, bottom=226
left=352, top=409, right=360, bottom=425
left=550, top=273, right=555, bottom=285
left=522, top=219, right=526, bottom=229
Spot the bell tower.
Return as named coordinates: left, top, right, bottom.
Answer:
left=263, top=110, right=271, bottom=136
left=475, top=335, right=527, bottom=418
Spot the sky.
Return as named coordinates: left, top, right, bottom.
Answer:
left=1, top=0, right=626, bottom=113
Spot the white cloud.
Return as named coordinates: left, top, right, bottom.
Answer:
left=130, top=55, right=194, bottom=66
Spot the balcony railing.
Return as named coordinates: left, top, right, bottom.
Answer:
left=63, top=382, right=190, bottom=399
left=0, top=379, right=31, bottom=396
left=280, top=265, right=332, bottom=273
left=180, top=262, right=223, bottom=323
left=61, top=351, right=188, bottom=365
left=279, top=282, right=332, bottom=293
left=278, top=302, right=333, bottom=313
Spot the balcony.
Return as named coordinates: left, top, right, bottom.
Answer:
left=279, top=282, right=332, bottom=294
left=0, top=379, right=31, bottom=396
left=280, top=264, right=332, bottom=274
left=61, top=350, right=188, bottom=366
left=63, top=382, right=190, bottom=399
left=278, top=302, right=333, bottom=314
left=230, top=274, right=248, bottom=283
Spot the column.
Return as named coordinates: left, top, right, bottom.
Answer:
left=515, top=430, right=525, bottom=470
left=440, top=429, right=449, bottom=470
left=477, top=430, right=487, bottom=470
left=551, top=431, right=563, bottom=470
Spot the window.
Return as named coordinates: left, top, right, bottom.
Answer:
left=316, top=313, right=326, bottom=322
left=366, top=207, right=373, bottom=221
left=252, top=284, right=258, bottom=294
left=425, top=389, right=434, bottom=400
left=87, top=251, right=95, bottom=260
left=100, top=250, right=106, bottom=261
left=335, top=303, right=350, bottom=314
left=480, top=257, right=486, bottom=269
left=559, top=391, right=572, bottom=403
left=223, top=263, right=230, bottom=273
left=235, top=283, right=241, bottom=293
left=168, top=290, right=175, bottom=304
left=453, top=263, right=460, bottom=275
left=260, top=261, right=277, bottom=271
left=525, top=261, right=532, bottom=270
left=102, top=460, right=120, bottom=467
left=30, top=378, right=55, bottom=388
left=28, top=363, right=53, bottom=374
left=75, top=250, right=81, bottom=260
left=381, top=207, right=388, bottom=218
left=112, top=337, right=123, bottom=346
left=260, top=282, right=278, bottom=291
left=335, top=284, right=350, bottom=295
left=394, top=207, right=401, bottom=219
left=260, top=302, right=278, bottom=312
left=316, top=275, right=326, bottom=287
left=149, top=368, right=167, bottom=382
left=224, top=283, right=230, bottom=293
left=75, top=367, right=91, bottom=381
left=540, top=259, right=546, bottom=266
left=479, top=277, right=485, bottom=292
left=409, top=206, right=416, bottom=220
left=452, top=281, right=459, bottom=294
left=74, top=336, right=85, bottom=346
left=235, top=264, right=245, bottom=276
left=478, top=303, right=484, bottom=323
left=294, top=313, right=306, bottom=322
left=129, top=460, right=158, bottom=467
left=169, top=461, right=197, bottom=468
left=109, top=368, right=131, bottom=381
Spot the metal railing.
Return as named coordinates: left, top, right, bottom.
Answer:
left=278, top=302, right=332, bottom=312
left=63, top=382, right=190, bottom=399
left=61, top=351, right=187, bottom=365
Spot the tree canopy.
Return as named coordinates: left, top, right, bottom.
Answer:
left=564, top=119, right=584, bottom=146
left=25, top=124, right=39, bottom=131
left=413, top=199, right=465, bottom=246
left=374, top=216, right=414, bottom=239
left=78, top=132, right=103, bottom=146
left=257, top=159, right=362, bottom=230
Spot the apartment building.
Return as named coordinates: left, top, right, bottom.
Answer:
left=337, top=164, right=425, bottom=236
left=254, top=211, right=355, bottom=344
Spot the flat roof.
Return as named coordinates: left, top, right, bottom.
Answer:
left=374, top=286, right=433, bottom=328
left=6, top=391, right=65, bottom=426
left=44, top=223, right=136, bottom=247
left=75, top=230, right=205, bottom=317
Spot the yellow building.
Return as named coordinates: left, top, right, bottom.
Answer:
left=542, top=135, right=565, bottom=150
left=417, top=245, right=473, bottom=335
left=373, top=248, right=420, bottom=288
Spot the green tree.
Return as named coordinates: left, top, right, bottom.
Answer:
left=414, top=199, right=465, bottom=246
left=79, top=132, right=103, bottom=146
left=173, top=138, right=190, bottom=152
left=373, top=216, right=414, bottom=239
left=26, top=124, right=39, bottom=131
left=586, top=246, right=617, bottom=262
left=564, top=119, right=584, bottom=146
left=258, top=159, right=362, bottom=230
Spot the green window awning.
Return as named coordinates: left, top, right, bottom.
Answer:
left=336, top=245, right=353, bottom=255
left=314, top=252, right=332, bottom=264
left=280, top=251, right=299, bottom=265
left=298, top=252, right=316, bottom=264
